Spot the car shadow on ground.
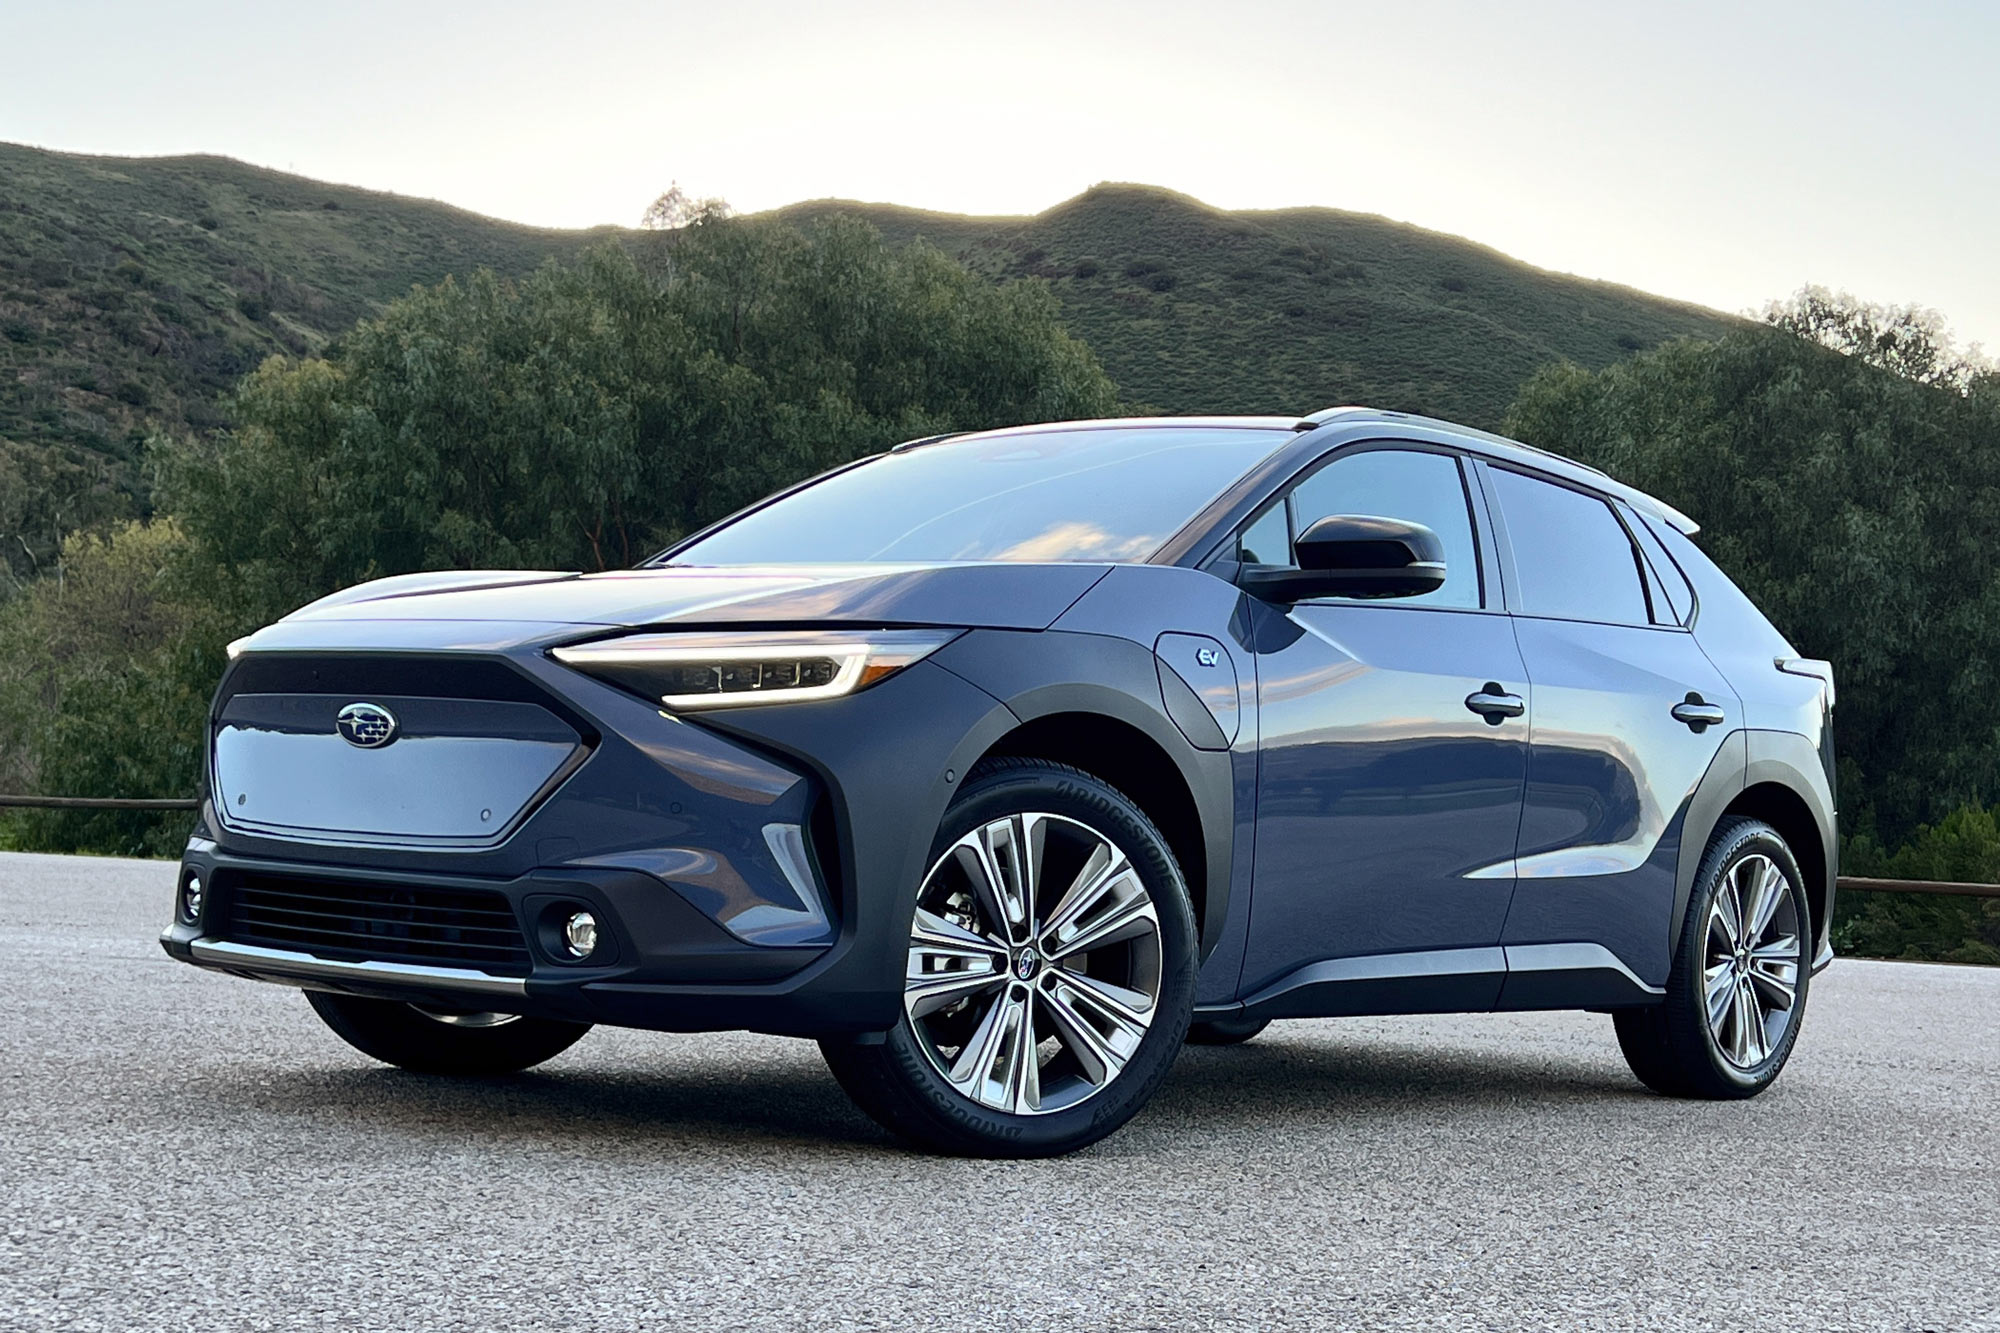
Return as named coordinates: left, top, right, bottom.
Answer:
left=202, top=1028, right=1647, bottom=1156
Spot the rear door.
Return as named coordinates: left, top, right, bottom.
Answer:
left=1480, top=464, right=1740, bottom=993
left=1238, top=445, right=1528, bottom=1010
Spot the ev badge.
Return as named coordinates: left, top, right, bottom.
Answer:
left=1195, top=646, right=1221, bottom=668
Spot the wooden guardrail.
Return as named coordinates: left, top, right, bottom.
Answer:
left=3, top=795, right=1999, bottom=897
left=1836, top=876, right=2000, bottom=898
left=0, top=795, right=200, bottom=811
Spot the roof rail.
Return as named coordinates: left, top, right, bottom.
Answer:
left=1290, top=404, right=1697, bottom=533
left=1292, top=405, right=1376, bottom=430
left=888, top=431, right=971, bottom=454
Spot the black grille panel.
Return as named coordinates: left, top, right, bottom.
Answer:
left=224, top=874, right=531, bottom=974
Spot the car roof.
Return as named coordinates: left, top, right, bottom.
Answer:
left=918, top=408, right=1697, bottom=536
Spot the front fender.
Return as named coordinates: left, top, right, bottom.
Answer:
left=929, top=629, right=1238, bottom=961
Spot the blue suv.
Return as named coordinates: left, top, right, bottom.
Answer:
left=163, top=408, right=1837, bottom=1156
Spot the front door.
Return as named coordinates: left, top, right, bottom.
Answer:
left=1238, top=446, right=1528, bottom=1010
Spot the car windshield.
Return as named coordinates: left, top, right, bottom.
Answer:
left=664, top=426, right=1281, bottom=565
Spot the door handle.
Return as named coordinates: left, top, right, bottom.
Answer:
left=1464, top=684, right=1525, bottom=724
left=1671, top=694, right=1726, bottom=731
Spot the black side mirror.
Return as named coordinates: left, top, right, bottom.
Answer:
left=1240, top=514, right=1447, bottom=603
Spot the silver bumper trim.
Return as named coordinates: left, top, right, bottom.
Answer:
left=187, top=939, right=529, bottom=997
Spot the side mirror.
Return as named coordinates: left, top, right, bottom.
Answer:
left=1240, top=514, right=1447, bottom=603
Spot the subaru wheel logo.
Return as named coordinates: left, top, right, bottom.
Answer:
left=335, top=702, right=399, bottom=749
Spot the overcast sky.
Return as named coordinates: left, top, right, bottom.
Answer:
left=5, top=0, right=1995, bottom=350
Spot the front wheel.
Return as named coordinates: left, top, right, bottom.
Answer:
left=306, top=991, right=591, bottom=1075
left=1614, top=816, right=1811, bottom=1099
left=820, top=759, right=1197, bottom=1156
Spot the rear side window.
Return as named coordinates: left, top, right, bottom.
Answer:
left=1287, top=449, right=1483, bottom=609
left=1487, top=468, right=1650, bottom=626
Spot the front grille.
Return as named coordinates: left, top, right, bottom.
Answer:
left=223, top=874, right=532, bottom=974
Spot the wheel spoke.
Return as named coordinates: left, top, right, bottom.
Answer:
left=1056, top=967, right=1156, bottom=1024
left=911, top=905, right=1008, bottom=956
left=1041, top=975, right=1146, bottom=1087
left=948, top=985, right=1035, bottom=1112
left=906, top=960, right=1005, bottom=1018
left=1040, top=848, right=1156, bottom=962
left=905, top=908, right=1008, bottom=1018
left=1704, top=960, right=1735, bottom=1027
left=1008, top=993, right=1043, bottom=1115
left=1734, top=980, right=1767, bottom=1065
left=1718, top=866, right=1747, bottom=949
left=1747, top=955, right=1798, bottom=1012
left=1750, top=859, right=1787, bottom=940
left=953, top=826, right=1029, bottom=944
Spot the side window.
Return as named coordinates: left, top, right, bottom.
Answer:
left=1237, top=502, right=1290, bottom=566
left=1487, top=468, right=1650, bottom=626
left=1289, top=449, right=1482, bottom=609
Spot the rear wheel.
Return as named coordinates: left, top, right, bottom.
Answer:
left=306, top=991, right=590, bottom=1075
left=820, top=759, right=1197, bottom=1156
left=1614, top=817, right=1811, bottom=1099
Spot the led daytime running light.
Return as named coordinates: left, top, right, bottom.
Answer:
left=552, top=630, right=958, bottom=710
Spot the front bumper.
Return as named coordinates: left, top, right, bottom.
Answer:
left=163, top=645, right=1019, bottom=1036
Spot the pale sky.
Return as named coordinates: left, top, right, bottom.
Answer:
left=5, top=0, right=1996, bottom=351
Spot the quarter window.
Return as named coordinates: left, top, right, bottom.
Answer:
left=1287, top=449, right=1482, bottom=609
left=1487, top=468, right=1650, bottom=626
left=1237, top=502, right=1290, bottom=566
left=1627, top=510, right=1695, bottom=626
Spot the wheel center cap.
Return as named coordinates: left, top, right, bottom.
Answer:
left=1014, top=948, right=1041, bottom=981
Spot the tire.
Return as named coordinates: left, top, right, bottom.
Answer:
left=820, top=757, right=1198, bottom=1157
left=1186, top=1015, right=1270, bottom=1046
left=1614, top=816, right=1812, bottom=1099
left=306, top=991, right=590, bottom=1075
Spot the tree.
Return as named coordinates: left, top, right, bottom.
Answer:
left=0, top=519, right=222, bottom=854
left=1764, top=286, right=1993, bottom=392
left=161, top=218, right=1120, bottom=620
left=1506, top=324, right=2000, bottom=845
left=639, top=182, right=730, bottom=232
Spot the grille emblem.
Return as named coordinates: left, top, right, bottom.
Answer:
left=335, top=702, right=399, bottom=749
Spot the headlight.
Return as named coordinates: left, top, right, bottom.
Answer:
left=551, top=629, right=960, bottom=710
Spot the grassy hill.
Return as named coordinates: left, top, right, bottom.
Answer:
left=777, top=184, right=1739, bottom=421
left=1, top=146, right=1738, bottom=583
left=0, top=143, right=599, bottom=579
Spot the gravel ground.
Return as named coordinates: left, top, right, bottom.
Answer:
left=1, top=850, right=1995, bottom=1331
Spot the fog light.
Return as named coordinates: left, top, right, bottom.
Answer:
left=563, top=911, right=598, bottom=959
left=179, top=872, right=204, bottom=924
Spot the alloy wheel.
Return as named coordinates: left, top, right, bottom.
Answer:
left=904, top=812, right=1164, bottom=1116
left=1702, top=852, right=1802, bottom=1069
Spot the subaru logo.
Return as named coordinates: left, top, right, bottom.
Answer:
left=335, top=702, right=399, bottom=749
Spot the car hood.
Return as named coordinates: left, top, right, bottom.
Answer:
left=259, top=563, right=1114, bottom=640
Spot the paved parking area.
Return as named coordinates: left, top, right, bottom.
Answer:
left=2, top=850, right=1995, bottom=1331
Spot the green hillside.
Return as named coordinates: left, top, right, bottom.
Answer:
left=777, top=184, right=1739, bottom=421
left=0, top=144, right=597, bottom=576
left=1, top=146, right=1738, bottom=582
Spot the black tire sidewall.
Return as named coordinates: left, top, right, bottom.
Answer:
left=877, top=760, right=1198, bottom=1155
